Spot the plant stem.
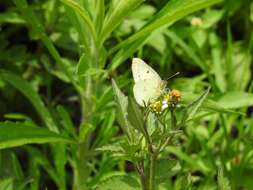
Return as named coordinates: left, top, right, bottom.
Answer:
left=149, top=153, right=157, bottom=190
left=171, top=108, right=177, bottom=129
left=136, top=162, right=148, bottom=190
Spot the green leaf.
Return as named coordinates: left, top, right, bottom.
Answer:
left=165, top=30, right=206, bottom=71
left=181, top=92, right=239, bottom=115
left=180, top=88, right=210, bottom=126
left=174, top=174, right=192, bottom=190
left=56, top=105, right=76, bottom=138
left=96, top=144, right=124, bottom=153
left=63, top=6, right=89, bottom=52
left=94, top=0, right=105, bottom=34
left=0, top=12, right=26, bottom=24
left=111, top=79, right=130, bottom=139
left=76, top=54, right=90, bottom=77
left=11, top=153, right=24, bottom=181
left=4, top=113, right=30, bottom=121
left=80, top=68, right=107, bottom=77
left=109, top=0, right=222, bottom=69
left=155, top=159, right=178, bottom=182
left=60, top=0, right=97, bottom=42
left=100, top=0, right=144, bottom=43
left=218, top=91, right=253, bottom=109
left=0, top=178, right=13, bottom=190
left=96, top=175, right=141, bottom=190
left=13, top=0, right=74, bottom=85
left=209, top=32, right=227, bottom=92
left=147, top=30, right=167, bottom=54
left=251, top=2, right=253, bottom=22
left=79, top=122, right=94, bottom=143
left=166, top=146, right=210, bottom=174
left=127, top=98, right=145, bottom=135
left=187, top=87, right=210, bottom=119
left=25, top=146, right=58, bottom=186
left=0, top=70, right=58, bottom=132
left=201, top=9, right=224, bottom=29
left=218, top=166, right=231, bottom=190
left=52, top=144, right=67, bottom=189
left=129, top=4, right=156, bottom=19
left=110, top=37, right=147, bottom=71
left=125, top=0, right=222, bottom=45
left=191, top=29, right=207, bottom=48
left=0, top=122, right=75, bottom=149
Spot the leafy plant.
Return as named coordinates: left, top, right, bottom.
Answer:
left=0, top=0, right=252, bottom=189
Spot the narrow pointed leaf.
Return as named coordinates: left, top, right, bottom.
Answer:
left=109, top=0, right=222, bottom=69
left=111, top=79, right=130, bottom=138
left=0, top=70, right=58, bottom=132
left=127, top=98, right=145, bottom=135
left=180, top=88, right=210, bottom=126
left=0, top=122, right=75, bottom=149
left=100, top=0, right=144, bottom=43
left=218, top=91, right=253, bottom=109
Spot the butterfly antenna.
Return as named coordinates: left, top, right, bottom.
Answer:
left=167, top=72, right=180, bottom=81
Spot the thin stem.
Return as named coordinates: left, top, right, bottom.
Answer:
left=136, top=161, right=148, bottom=190
left=157, top=108, right=178, bottom=152
left=149, top=154, right=157, bottom=190
left=171, top=108, right=177, bottom=130
left=143, top=110, right=153, bottom=150
left=159, top=135, right=175, bottom=153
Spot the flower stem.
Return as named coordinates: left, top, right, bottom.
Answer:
left=136, top=162, right=148, bottom=190
left=149, top=153, right=157, bottom=190
left=171, top=108, right=177, bottom=129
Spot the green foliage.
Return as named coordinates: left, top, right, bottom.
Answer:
left=0, top=70, right=57, bottom=132
left=0, top=0, right=252, bottom=189
left=95, top=175, right=141, bottom=190
left=0, top=178, right=13, bottom=190
left=0, top=122, right=74, bottom=149
left=218, top=167, right=231, bottom=190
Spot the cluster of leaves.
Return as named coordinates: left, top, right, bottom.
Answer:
left=0, top=0, right=252, bottom=189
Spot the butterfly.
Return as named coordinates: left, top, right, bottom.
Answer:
left=132, top=58, right=167, bottom=107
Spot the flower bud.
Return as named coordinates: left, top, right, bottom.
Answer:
left=191, top=17, right=203, bottom=27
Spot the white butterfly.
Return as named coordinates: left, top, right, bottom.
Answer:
left=132, top=58, right=166, bottom=107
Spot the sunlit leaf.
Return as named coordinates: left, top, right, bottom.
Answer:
left=96, top=175, right=141, bottom=190
left=218, top=91, right=253, bottom=109
left=0, top=122, right=75, bottom=149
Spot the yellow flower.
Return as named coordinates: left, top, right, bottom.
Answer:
left=149, top=100, right=162, bottom=114
left=163, top=92, right=170, bottom=103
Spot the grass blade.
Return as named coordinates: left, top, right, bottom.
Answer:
left=0, top=70, right=58, bottom=132
left=110, top=0, right=222, bottom=56
left=13, top=0, right=77, bottom=87
left=60, top=0, right=97, bottom=43
left=0, top=122, right=75, bottom=149
left=100, top=0, right=144, bottom=43
left=111, top=79, right=131, bottom=140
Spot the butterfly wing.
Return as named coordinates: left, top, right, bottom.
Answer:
left=132, top=58, right=165, bottom=106
left=133, top=80, right=163, bottom=107
left=132, top=58, right=162, bottom=84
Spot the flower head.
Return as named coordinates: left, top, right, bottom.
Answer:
left=170, top=89, right=181, bottom=101
left=149, top=100, right=162, bottom=114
